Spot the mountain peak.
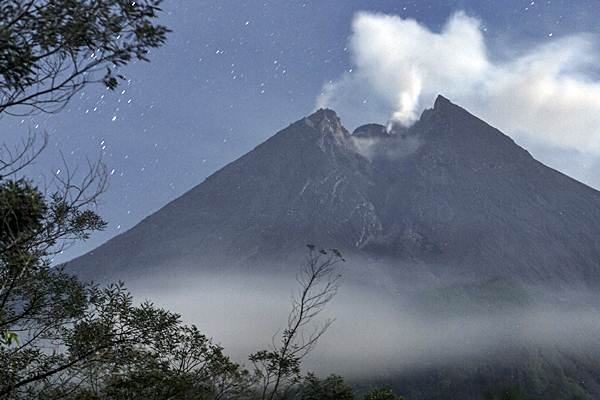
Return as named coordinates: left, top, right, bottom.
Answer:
left=417, top=95, right=455, bottom=123
left=431, top=94, right=465, bottom=119
left=70, top=96, right=600, bottom=291
left=430, top=95, right=489, bottom=124
left=304, top=108, right=347, bottom=138
left=307, top=108, right=340, bottom=125
left=68, top=95, right=600, bottom=400
left=433, top=94, right=452, bottom=109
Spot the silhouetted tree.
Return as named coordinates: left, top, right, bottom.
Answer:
left=0, top=154, right=253, bottom=399
left=0, top=0, right=169, bottom=116
left=362, top=388, right=405, bottom=400
left=298, top=373, right=354, bottom=400
left=250, top=245, right=344, bottom=400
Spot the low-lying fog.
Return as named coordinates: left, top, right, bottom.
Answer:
left=130, top=270, right=600, bottom=380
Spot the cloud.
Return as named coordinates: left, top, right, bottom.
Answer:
left=317, top=11, right=600, bottom=156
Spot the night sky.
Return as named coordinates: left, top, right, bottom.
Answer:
left=3, top=0, right=600, bottom=262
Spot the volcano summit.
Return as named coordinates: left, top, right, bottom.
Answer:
left=72, top=95, right=600, bottom=289
left=68, top=96, right=600, bottom=399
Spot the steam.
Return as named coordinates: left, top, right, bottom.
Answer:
left=317, top=11, right=600, bottom=155
left=350, top=135, right=421, bottom=161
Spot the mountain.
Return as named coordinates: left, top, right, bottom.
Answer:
left=72, top=95, right=600, bottom=288
left=67, top=96, right=600, bottom=399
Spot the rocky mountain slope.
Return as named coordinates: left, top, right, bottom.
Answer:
left=71, top=95, right=600, bottom=289
left=67, top=96, right=600, bottom=399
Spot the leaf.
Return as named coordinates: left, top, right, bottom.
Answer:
left=3, top=330, right=19, bottom=346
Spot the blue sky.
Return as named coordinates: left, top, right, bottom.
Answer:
left=2, top=0, right=600, bottom=261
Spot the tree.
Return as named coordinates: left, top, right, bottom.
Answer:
left=298, top=373, right=354, bottom=400
left=362, top=388, right=405, bottom=400
left=250, top=245, right=344, bottom=400
left=93, top=324, right=255, bottom=400
left=41, top=303, right=255, bottom=400
left=0, top=134, right=107, bottom=344
left=0, top=139, right=254, bottom=400
left=0, top=139, right=108, bottom=398
left=0, top=0, right=169, bottom=116
left=0, top=158, right=251, bottom=399
left=1, top=282, right=176, bottom=399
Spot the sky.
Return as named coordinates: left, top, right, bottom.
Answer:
left=2, top=0, right=600, bottom=262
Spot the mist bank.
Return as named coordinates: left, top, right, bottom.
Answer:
left=127, top=269, right=600, bottom=380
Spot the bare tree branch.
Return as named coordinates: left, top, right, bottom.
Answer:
left=0, top=0, right=169, bottom=117
left=251, top=245, right=344, bottom=400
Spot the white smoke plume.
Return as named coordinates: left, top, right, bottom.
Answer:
left=317, top=11, right=600, bottom=156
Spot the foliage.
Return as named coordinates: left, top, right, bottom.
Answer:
left=0, top=161, right=255, bottom=400
left=362, top=388, right=405, bottom=400
left=0, top=0, right=169, bottom=116
left=94, top=323, right=256, bottom=400
left=0, top=169, right=107, bottom=348
left=0, top=168, right=98, bottom=397
left=298, top=373, right=354, bottom=400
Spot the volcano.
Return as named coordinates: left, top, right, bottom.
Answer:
left=72, top=95, right=600, bottom=288
left=68, top=96, right=600, bottom=399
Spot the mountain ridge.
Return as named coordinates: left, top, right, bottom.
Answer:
left=66, top=95, right=600, bottom=399
left=70, top=95, right=600, bottom=289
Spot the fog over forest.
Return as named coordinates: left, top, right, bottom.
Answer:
left=130, top=268, right=600, bottom=379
